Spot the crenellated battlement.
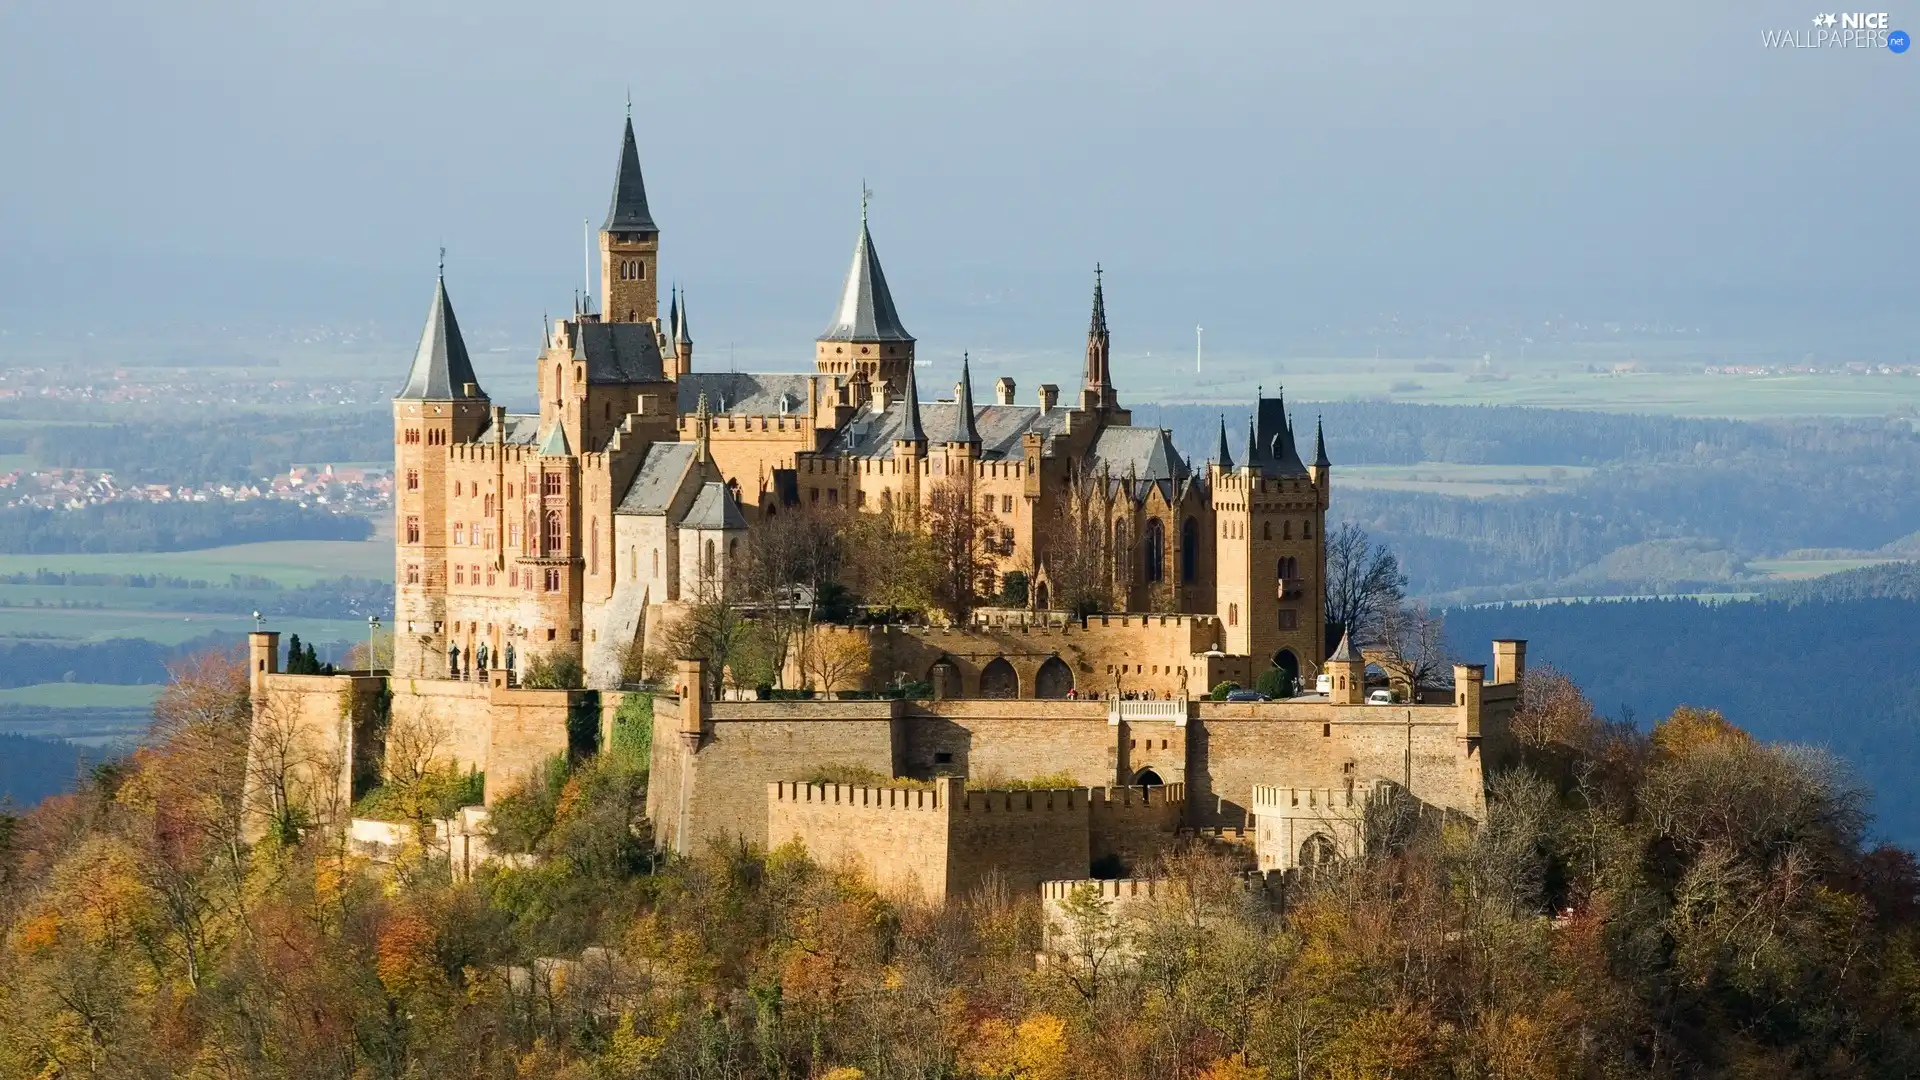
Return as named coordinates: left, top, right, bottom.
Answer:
left=1040, top=877, right=1163, bottom=902
left=1251, top=784, right=1363, bottom=812
left=768, top=780, right=946, bottom=811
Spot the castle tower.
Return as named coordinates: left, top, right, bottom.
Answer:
left=1081, top=265, right=1120, bottom=412
left=393, top=267, right=490, bottom=679
left=523, top=421, right=582, bottom=661
left=1212, top=390, right=1328, bottom=683
left=815, top=192, right=915, bottom=396
left=672, top=286, right=693, bottom=377
left=600, top=110, right=660, bottom=325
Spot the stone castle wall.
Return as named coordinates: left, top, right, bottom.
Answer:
left=767, top=781, right=951, bottom=903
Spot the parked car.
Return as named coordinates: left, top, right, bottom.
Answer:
left=1367, top=689, right=1395, bottom=705
left=1224, top=689, right=1270, bottom=702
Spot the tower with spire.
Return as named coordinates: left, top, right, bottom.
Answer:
left=1081, top=265, right=1121, bottom=413
left=815, top=189, right=915, bottom=396
left=600, top=105, right=661, bottom=326
left=1210, top=387, right=1329, bottom=678
left=392, top=260, right=494, bottom=679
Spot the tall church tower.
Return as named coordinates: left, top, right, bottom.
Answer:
left=1212, top=390, right=1328, bottom=685
left=392, top=266, right=490, bottom=679
left=815, top=193, right=915, bottom=396
left=599, top=109, right=660, bottom=325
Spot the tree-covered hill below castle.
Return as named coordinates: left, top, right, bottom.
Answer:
left=1446, top=587, right=1920, bottom=846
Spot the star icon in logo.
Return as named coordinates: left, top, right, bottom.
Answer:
left=1824, top=13, right=1839, bottom=26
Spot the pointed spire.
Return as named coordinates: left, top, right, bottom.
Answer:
left=666, top=286, right=679, bottom=340
left=1243, top=417, right=1258, bottom=473
left=1214, top=414, right=1234, bottom=470
left=675, top=288, right=692, bottom=346
left=537, top=421, right=572, bottom=457
left=602, top=114, right=657, bottom=233
left=693, top=391, right=712, bottom=464
left=1329, top=630, right=1355, bottom=663
left=1314, top=414, right=1330, bottom=469
left=897, top=362, right=927, bottom=447
left=819, top=191, right=913, bottom=343
left=1089, top=263, right=1108, bottom=337
left=396, top=270, right=482, bottom=400
left=946, top=353, right=981, bottom=446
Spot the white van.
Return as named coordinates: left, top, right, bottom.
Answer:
left=1366, top=689, right=1394, bottom=705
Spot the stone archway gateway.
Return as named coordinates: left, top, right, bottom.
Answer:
left=1133, top=767, right=1164, bottom=787
left=979, top=657, right=1019, bottom=699
left=1035, top=656, right=1074, bottom=699
left=1299, top=832, right=1338, bottom=871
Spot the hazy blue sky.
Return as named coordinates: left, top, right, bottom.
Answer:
left=1, top=0, right=1913, bottom=367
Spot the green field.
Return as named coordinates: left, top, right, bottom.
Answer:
left=1747, top=557, right=1904, bottom=581
left=0, top=683, right=161, bottom=708
left=1114, top=357, right=1920, bottom=420
left=0, top=606, right=371, bottom=646
left=0, top=537, right=393, bottom=588
left=1339, top=463, right=1595, bottom=498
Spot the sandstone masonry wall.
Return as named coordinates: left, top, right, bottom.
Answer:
left=766, top=781, right=951, bottom=903
left=948, top=785, right=1093, bottom=897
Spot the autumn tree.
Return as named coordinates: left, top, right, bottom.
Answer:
left=1037, top=475, right=1113, bottom=616
left=924, top=475, right=992, bottom=622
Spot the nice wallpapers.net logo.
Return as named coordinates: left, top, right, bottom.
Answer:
left=1762, top=12, right=1911, bottom=49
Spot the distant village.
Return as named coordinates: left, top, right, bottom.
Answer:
left=0, top=463, right=392, bottom=514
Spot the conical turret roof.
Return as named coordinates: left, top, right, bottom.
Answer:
left=897, top=362, right=927, bottom=445
left=819, top=200, right=913, bottom=343
left=1213, top=414, right=1234, bottom=470
left=1314, top=414, right=1330, bottom=469
left=602, top=115, right=657, bottom=233
left=675, top=288, right=692, bottom=346
left=396, top=272, right=481, bottom=401
left=943, top=354, right=981, bottom=445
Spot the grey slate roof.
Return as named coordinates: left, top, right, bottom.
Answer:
left=680, top=481, right=747, bottom=530
left=942, top=356, right=981, bottom=446
left=1213, top=415, right=1234, bottom=469
left=572, top=322, right=665, bottom=384
left=1087, top=426, right=1188, bottom=482
left=896, top=362, right=926, bottom=445
left=616, top=442, right=698, bottom=515
left=537, top=423, right=572, bottom=457
left=1329, top=631, right=1356, bottom=663
left=677, top=372, right=815, bottom=416
left=675, top=288, right=691, bottom=346
left=1313, top=415, right=1330, bottom=469
left=475, top=412, right=541, bottom=445
left=818, top=211, right=913, bottom=343
left=833, top=398, right=1072, bottom=461
left=395, top=276, right=483, bottom=401
left=1248, top=391, right=1309, bottom=476
left=602, top=116, right=657, bottom=234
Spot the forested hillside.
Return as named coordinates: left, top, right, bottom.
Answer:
left=0, top=733, right=88, bottom=810
left=0, top=501, right=371, bottom=553
left=6, top=409, right=391, bottom=486
left=1133, top=403, right=1920, bottom=597
left=1, top=654, right=1915, bottom=1076
left=1448, top=593, right=1920, bottom=845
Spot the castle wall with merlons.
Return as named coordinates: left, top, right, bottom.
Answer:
left=767, top=781, right=951, bottom=903
left=819, top=616, right=1230, bottom=701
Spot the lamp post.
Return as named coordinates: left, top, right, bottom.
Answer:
left=251, top=609, right=263, bottom=633
left=367, top=615, right=381, bottom=673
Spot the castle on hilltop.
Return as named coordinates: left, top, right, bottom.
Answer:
left=392, top=112, right=1330, bottom=694
left=246, top=114, right=1525, bottom=900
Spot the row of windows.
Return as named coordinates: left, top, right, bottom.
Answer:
left=1221, top=604, right=1301, bottom=631
left=1222, top=518, right=1314, bottom=541
left=401, top=428, right=448, bottom=446
left=616, top=258, right=647, bottom=281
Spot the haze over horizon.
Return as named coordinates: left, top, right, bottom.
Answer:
left=2, top=0, right=1914, bottom=373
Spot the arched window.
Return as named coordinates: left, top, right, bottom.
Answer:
left=1229, top=603, right=1239, bottom=627
left=544, top=511, right=562, bottom=555
left=1181, top=517, right=1199, bottom=583
left=553, top=363, right=561, bottom=399
left=483, top=494, right=493, bottom=516
left=589, top=519, right=598, bottom=572
left=1303, top=519, right=1313, bottom=540
left=1277, top=556, right=1298, bottom=580
left=1144, top=518, right=1166, bottom=583
left=703, top=539, right=717, bottom=578
left=1263, top=521, right=1271, bottom=540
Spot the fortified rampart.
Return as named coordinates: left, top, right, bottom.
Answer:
left=766, top=778, right=1186, bottom=903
